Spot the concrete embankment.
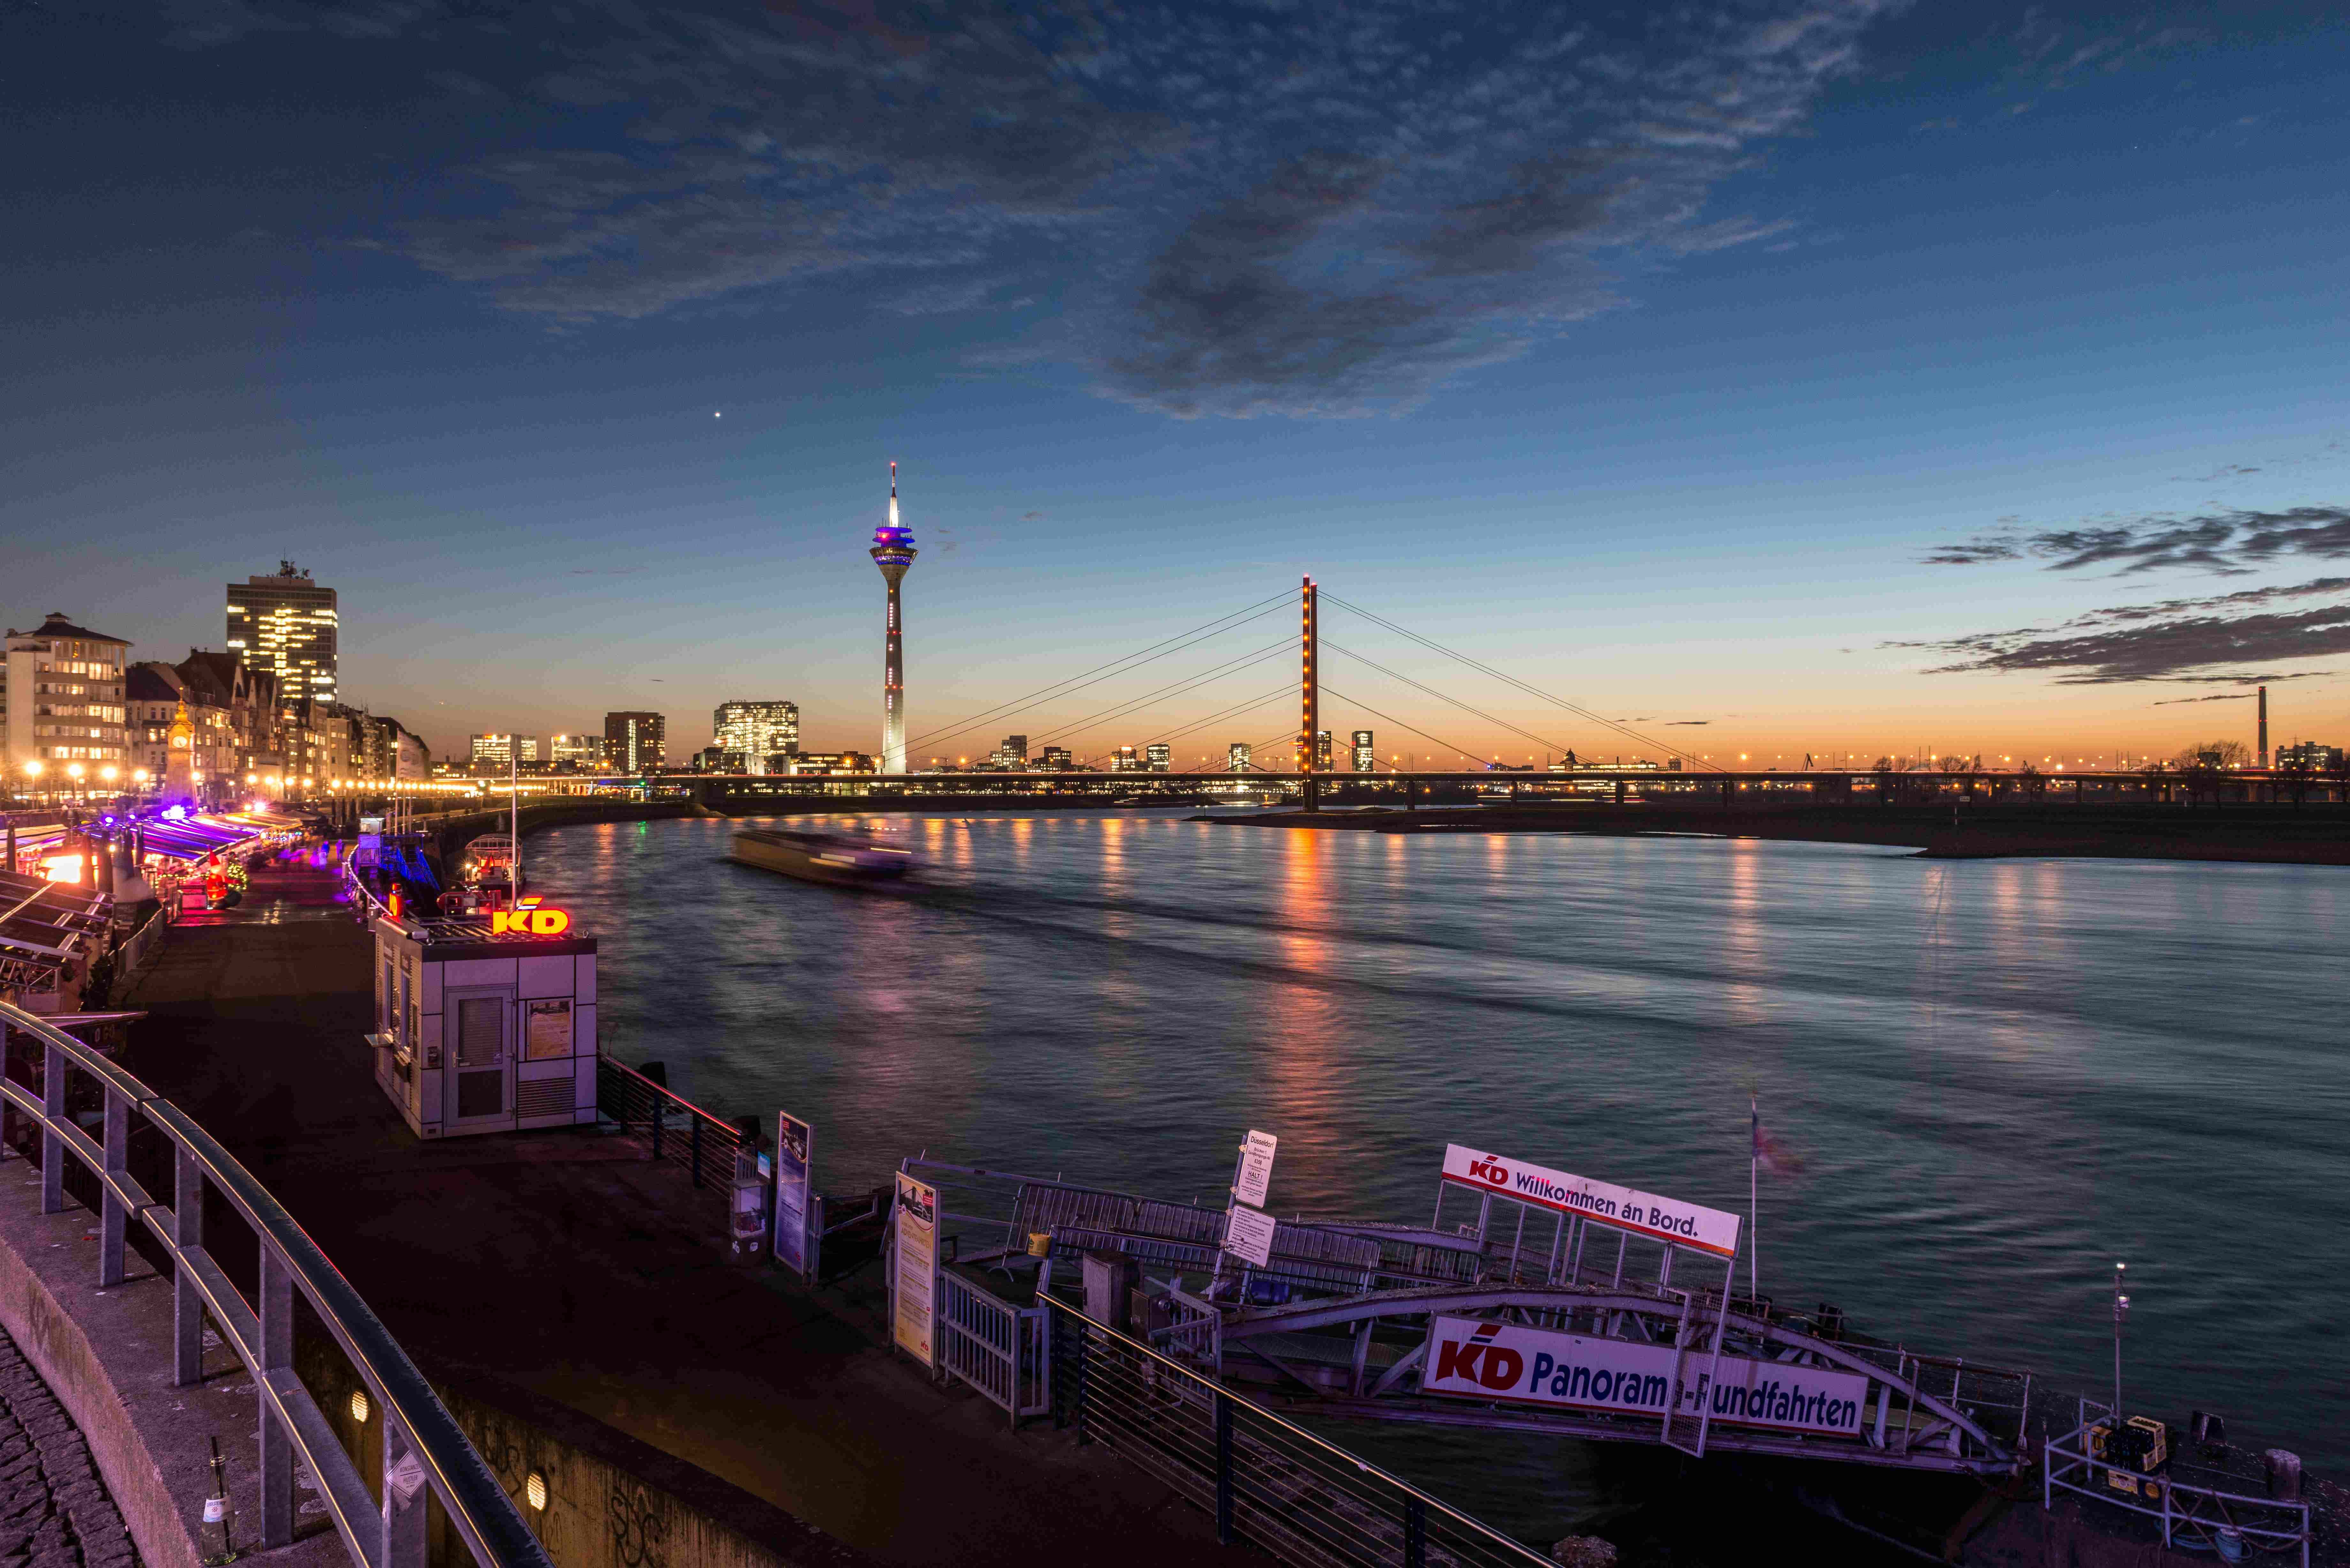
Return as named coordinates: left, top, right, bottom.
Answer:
left=111, top=864, right=1270, bottom=1568
left=1197, top=803, right=2350, bottom=865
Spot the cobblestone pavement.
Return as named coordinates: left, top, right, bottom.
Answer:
left=0, top=1331, right=138, bottom=1568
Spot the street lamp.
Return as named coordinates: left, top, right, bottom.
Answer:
left=66, top=763, right=84, bottom=802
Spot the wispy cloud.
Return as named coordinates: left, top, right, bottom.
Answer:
left=1924, top=506, right=2350, bottom=575
left=165, top=0, right=1897, bottom=418
left=1894, top=574, right=2350, bottom=683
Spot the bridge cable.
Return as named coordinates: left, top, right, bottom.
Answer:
left=1317, top=683, right=1497, bottom=770
left=1324, top=640, right=1577, bottom=763
left=1319, top=592, right=1722, bottom=773
left=1089, top=684, right=1300, bottom=769
left=1020, top=640, right=1293, bottom=754
left=902, top=592, right=1294, bottom=753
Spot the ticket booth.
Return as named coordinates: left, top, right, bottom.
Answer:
left=368, top=905, right=598, bottom=1137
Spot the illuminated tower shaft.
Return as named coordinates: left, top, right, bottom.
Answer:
left=1298, top=576, right=1318, bottom=774
left=870, top=463, right=918, bottom=774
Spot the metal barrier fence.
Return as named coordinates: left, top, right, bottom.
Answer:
left=0, top=999, right=549, bottom=1568
left=2045, top=1399, right=2309, bottom=1566
left=1047, top=1296, right=1550, bottom=1568
left=595, top=1057, right=748, bottom=1206
left=936, top=1271, right=1050, bottom=1424
left=110, top=903, right=171, bottom=989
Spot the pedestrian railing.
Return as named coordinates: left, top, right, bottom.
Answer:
left=595, top=1057, right=748, bottom=1204
left=0, top=999, right=550, bottom=1568
left=111, top=903, right=171, bottom=987
left=1047, top=1295, right=1550, bottom=1568
left=2045, top=1398, right=2308, bottom=1567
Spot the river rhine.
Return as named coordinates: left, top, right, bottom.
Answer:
left=527, top=811, right=2346, bottom=1540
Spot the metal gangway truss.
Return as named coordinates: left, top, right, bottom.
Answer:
left=892, top=1156, right=2031, bottom=1479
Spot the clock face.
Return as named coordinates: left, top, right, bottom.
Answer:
left=172, top=735, right=188, bottom=747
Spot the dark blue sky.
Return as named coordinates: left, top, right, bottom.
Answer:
left=10, top=1, right=2350, bottom=765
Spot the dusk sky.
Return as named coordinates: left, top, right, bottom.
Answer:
left=12, top=1, right=2350, bottom=767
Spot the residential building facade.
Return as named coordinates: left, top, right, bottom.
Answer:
left=3, top=614, right=131, bottom=776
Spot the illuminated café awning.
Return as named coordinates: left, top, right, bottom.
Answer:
left=137, top=814, right=265, bottom=861
left=0, top=870, right=110, bottom=990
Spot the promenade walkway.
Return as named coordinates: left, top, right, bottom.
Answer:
left=114, top=862, right=1260, bottom=1567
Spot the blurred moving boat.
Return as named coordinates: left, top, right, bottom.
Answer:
left=729, top=827, right=913, bottom=887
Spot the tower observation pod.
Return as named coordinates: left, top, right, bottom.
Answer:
left=871, top=462, right=918, bottom=774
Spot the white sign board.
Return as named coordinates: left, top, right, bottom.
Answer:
left=1422, top=1315, right=1867, bottom=1437
left=1234, top=1129, right=1278, bottom=1209
left=892, top=1172, right=939, bottom=1368
left=1441, top=1143, right=1741, bottom=1258
left=1224, top=1203, right=1277, bottom=1268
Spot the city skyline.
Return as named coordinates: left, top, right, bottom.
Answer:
left=11, top=5, right=2350, bottom=765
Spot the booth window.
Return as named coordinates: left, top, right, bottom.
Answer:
left=523, top=999, right=572, bottom=1060
left=457, top=998, right=504, bottom=1067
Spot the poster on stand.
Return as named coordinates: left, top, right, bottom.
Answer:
left=773, top=1112, right=813, bottom=1278
left=892, top=1172, right=939, bottom=1368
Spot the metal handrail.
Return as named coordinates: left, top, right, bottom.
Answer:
left=2044, top=1402, right=2309, bottom=1567
left=600, top=1056, right=741, bottom=1135
left=0, top=998, right=550, bottom=1568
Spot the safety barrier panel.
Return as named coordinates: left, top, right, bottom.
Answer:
left=1048, top=1295, right=1549, bottom=1568
left=2044, top=1400, right=2308, bottom=1567
left=0, top=999, right=550, bottom=1568
left=936, top=1272, right=1050, bottom=1425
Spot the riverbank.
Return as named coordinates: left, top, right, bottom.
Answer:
left=110, top=863, right=1269, bottom=1568
left=1193, top=802, right=2350, bottom=864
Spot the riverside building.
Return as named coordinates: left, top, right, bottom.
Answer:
left=1352, top=730, right=1376, bottom=772
left=3, top=614, right=131, bottom=778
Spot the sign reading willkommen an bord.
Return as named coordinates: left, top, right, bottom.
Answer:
left=1441, top=1144, right=1741, bottom=1258
left=892, top=1172, right=939, bottom=1368
left=1422, top=1316, right=1867, bottom=1437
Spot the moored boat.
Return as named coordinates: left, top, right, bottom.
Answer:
left=729, top=827, right=913, bottom=886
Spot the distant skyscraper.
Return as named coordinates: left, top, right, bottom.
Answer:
left=227, top=562, right=337, bottom=705
left=989, top=734, right=1028, bottom=769
left=1039, top=745, right=1074, bottom=770
left=469, top=734, right=540, bottom=770
left=870, top=462, right=918, bottom=774
left=1111, top=745, right=1140, bottom=772
left=550, top=733, right=607, bottom=769
left=1145, top=743, right=1171, bottom=772
left=1228, top=742, right=1252, bottom=773
left=1314, top=730, right=1333, bottom=771
left=605, top=711, right=665, bottom=774
left=1351, top=729, right=1375, bottom=773
left=713, top=701, right=799, bottom=772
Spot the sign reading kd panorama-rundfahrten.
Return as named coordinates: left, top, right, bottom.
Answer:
left=1422, top=1316, right=1868, bottom=1437
left=1441, top=1144, right=1740, bottom=1257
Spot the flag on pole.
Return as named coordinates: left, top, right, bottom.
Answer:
left=1752, top=1102, right=1803, bottom=1175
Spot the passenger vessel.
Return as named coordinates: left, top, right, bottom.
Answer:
left=729, top=827, right=913, bottom=886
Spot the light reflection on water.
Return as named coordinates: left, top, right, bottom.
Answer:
left=531, top=814, right=2349, bottom=1481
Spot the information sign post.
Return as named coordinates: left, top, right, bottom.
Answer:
left=772, top=1112, right=814, bottom=1280
left=892, top=1172, right=939, bottom=1369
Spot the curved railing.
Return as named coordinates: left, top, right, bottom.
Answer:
left=0, top=999, right=551, bottom=1568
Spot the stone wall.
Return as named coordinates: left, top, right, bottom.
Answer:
left=292, top=1341, right=868, bottom=1568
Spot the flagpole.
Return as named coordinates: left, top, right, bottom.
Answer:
left=1749, top=1095, right=1760, bottom=1301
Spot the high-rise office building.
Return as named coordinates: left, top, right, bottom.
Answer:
left=469, top=734, right=541, bottom=770
left=1314, top=730, right=1334, bottom=772
left=869, top=462, right=917, bottom=774
left=1110, top=745, right=1140, bottom=772
left=713, top=701, right=799, bottom=773
left=550, top=733, right=608, bottom=770
left=226, top=562, right=338, bottom=705
left=1038, top=746, right=1074, bottom=771
left=1228, top=742, right=1252, bottom=773
left=3, top=614, right=131, bottom=773
left=1145, top=743, right=1171, bottom=772
left=1351, top=730, right=1376, bottom=773
left=605, top=712, right=666, bottom=774
left=989, top=734, right=1027, bottom=769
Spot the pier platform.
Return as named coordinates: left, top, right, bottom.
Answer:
left=111, top=862, right=1269, bottom=1567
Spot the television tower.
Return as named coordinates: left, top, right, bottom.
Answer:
left=870, top=461, right=917, bottom=774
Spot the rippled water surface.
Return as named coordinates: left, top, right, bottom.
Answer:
left=529, top=813, right=2349, bottom=1474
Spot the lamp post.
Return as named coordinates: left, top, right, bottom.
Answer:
left=19, top=761, right=40, bottom=805
left=2111, top=1262, right=2128, bottom=1418
left=66, top=762, right=84, bottom=804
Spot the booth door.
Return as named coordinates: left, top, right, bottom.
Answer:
left=447, top=991, right=513, bottom=1128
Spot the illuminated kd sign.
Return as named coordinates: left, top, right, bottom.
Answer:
left=491, top=908, right=572, bottom=936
